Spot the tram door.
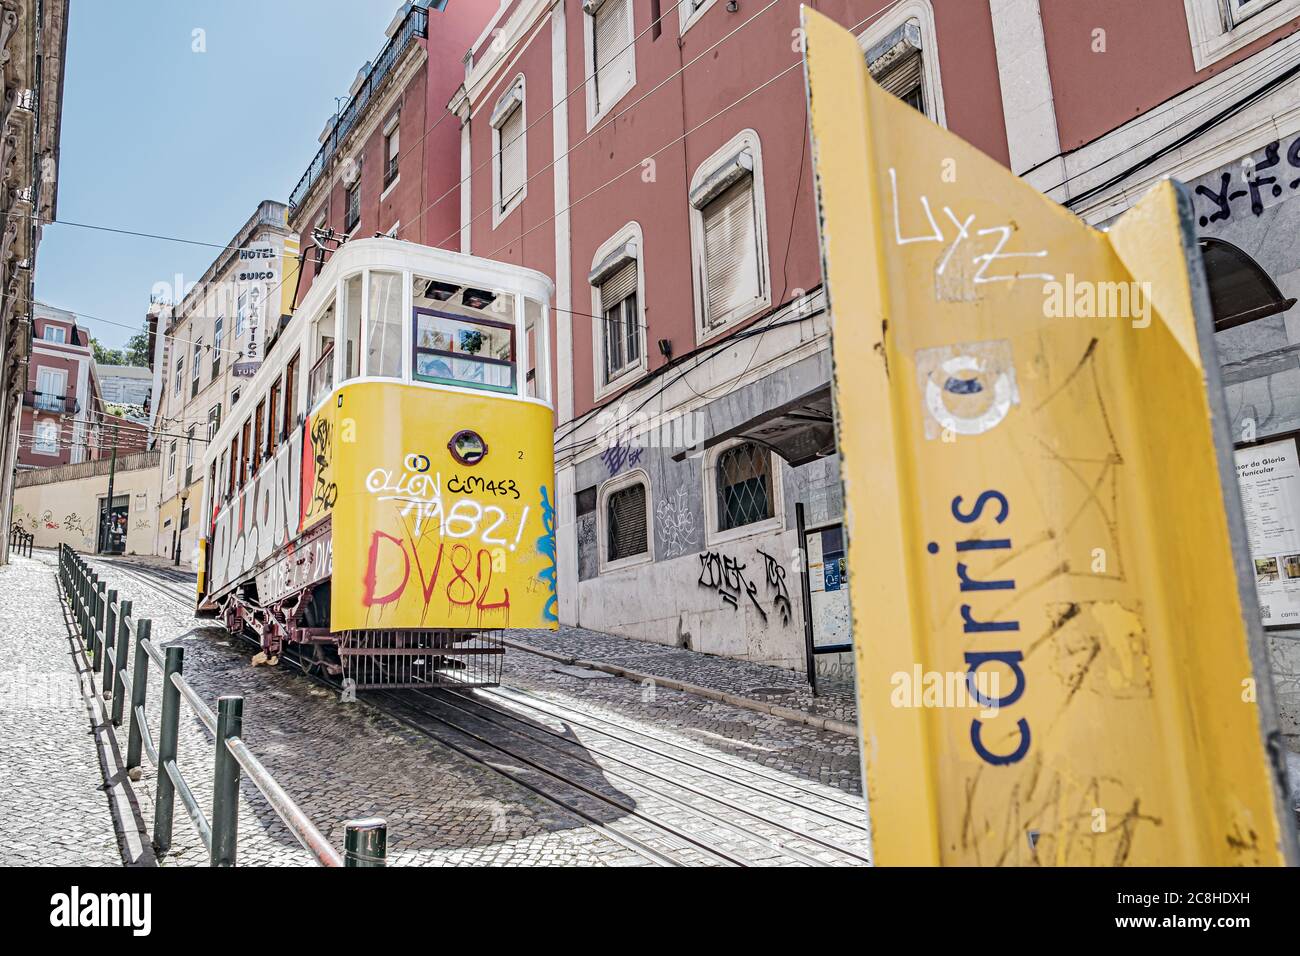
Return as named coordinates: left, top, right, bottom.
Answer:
left=97, top=494, right=129, bottom=555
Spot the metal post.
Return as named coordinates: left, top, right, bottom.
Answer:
left=111, top=600, right=132, bottom=725
left=153, top=643, right=184, bottom=854
left=795, top=503, right=819, bottom=697
left=94, top=579, right=106, bottom=666
left=344, top=818, right=387, bottom=867
left=210, top=696, right=244, bottom=867
left=126, top=618, right=150, bottom=770
left=103, top=588, right=117, bottom=696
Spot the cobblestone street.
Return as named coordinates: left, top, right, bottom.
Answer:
left=22, top=551, right=869, bottom=867
left=0, top=557, right=124, bottom=865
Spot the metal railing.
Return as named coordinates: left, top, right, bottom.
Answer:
left=22, top=388, right=78, bottom=413
left=57, top=544, right=388, bottom=867
left=9, top=523, right=33, bottom=558
left=288, top=5, right=427, bottom=213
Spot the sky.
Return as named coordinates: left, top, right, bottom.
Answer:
left=36, top=0, right=406, bottom=350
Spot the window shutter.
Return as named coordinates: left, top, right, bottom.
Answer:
left=594, top=0, right=633, bottom=110
left=607, top=482, right=647, bottom=560
left=499, top=105, right=524, bottom=204
left=601, top=261, right=637, bottom=306
left=875, top=50, right=923, bottom=106
left=702, top=178, right=760, bottom=326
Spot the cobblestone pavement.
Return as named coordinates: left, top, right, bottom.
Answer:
left=54, top=553, right=646, bottom=867
left=510, top=626, right=858, bottom=728
left=55, top=553, right=870, bottom=865
left=0, top=557, right=124, bottom=865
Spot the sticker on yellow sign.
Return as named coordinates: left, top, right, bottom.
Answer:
left=304, top=380, right=558, bottom=632
left=801, top=6, right=1297, bottom=866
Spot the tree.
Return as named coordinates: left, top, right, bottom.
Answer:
left=90, top=337, right=126, bottom=366
left=89, top=324, right=151, bottom=368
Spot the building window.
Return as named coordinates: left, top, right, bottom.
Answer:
left=212, top=316, right=224, bottom=375
left=589, top=223, right=646, bottom=394
left=191, top=337, right=202, bottom=397
left=207, top=403, right=221, bottom=441
left=34, top=419, right=58, bottom=455
left=345, top=177, right=361, bottom=233
left=35, top=366, right=66, bottom=411
left=679, top=0, right=719, bottom=34
left=313, top=211, right=328, bottom=275
left=167, top=440, right=177, bottom=479
left=712, top=441, right=777, bottom=535
left=253, top=398, right=266, bottom=471
left=689, top=130, right=770, bottom=340
left=384, top=118, right=400, bottom=187
left=585, top=0, right=635, bottom=127
left=856, top=4, right=946, bottom=127
left=491, top=77, right=526, bottom=224
left=866, top=21, right=925, bottom=112
left=42, top=324, right=66, bottom=343
left=185, top=425, right=195, bottom=485
left=283, top=350, right=300, bottom=438
left=236, top=293, right=247, bottom=337
left=174, top=353, right=184, bottom=395
left=1183, top=0, right=1298, bottom=69
left=599, top=470, right=652, bottom=569
left=268, top=377, right=282, bottom=454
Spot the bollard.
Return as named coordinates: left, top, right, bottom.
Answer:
left=111, top=600, right=132, bottom=726
left=126, top=619, right=151, bottom=771
left=153, top=644, right=184, bottom=854
left=210, top=696, right=244, bottom=867
left=103, top=589, right=118, bottom=698
left=94, top=580, right=106, bottom=665
left=344, top=818, right=388, bottom=867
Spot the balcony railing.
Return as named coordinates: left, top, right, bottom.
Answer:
left=288, top=6, right=427, bottom=214
left=23, top=389, right=78, bottom=414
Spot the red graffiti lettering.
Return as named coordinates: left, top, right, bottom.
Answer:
left=361, top=530, right=410, bottom=607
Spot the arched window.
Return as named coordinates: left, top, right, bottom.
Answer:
left=714, top=441, right=774, bottom=532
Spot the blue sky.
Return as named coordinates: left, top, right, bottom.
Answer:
left=36, top=0, right=405, bottom=350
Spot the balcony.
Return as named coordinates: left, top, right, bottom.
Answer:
left=288, top=6, right=427, bottom=214
left=23, top=389, right=78, bottom=414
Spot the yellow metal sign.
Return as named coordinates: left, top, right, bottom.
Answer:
left=304, top=381, right=558, bottom=632
left=802, top=7, right=1297, bottom=865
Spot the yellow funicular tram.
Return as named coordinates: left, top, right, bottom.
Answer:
left=197, top=238, right=557, bottom=688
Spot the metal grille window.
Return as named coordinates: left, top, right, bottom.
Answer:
left=702, top=177, right=761, bottom=328
left=607, top=481, right=648, bottom=561
left=600, top=261, right=639, bottom=382
left=591, top=0, right=633, bottom=113
left=715, top=442, right=774, bottom=532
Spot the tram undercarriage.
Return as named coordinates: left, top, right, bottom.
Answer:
left=215, top=579, right=505, bottom=690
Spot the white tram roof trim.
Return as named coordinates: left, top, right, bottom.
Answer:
left=202, top=237, right=555, bottom=469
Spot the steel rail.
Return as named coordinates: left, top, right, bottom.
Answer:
left=471, top=685, right=869, bottom=828
left=419, top=688, right=865, bottom=866
left=224, top=737, right=343, bottom=867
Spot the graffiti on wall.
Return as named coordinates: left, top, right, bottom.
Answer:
left=698, top=546, right=796, bottom=625
left=1193, top=134, right=1300, bottom=227
left=600, top=440, right=643, bottom=477
left=757, top=549, right=792, bottom=626
left=655, top=486, right=698, bottom=559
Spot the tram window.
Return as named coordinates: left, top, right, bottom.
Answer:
left=309, top=298, right=336, bottom=409
left=268, top=377, right=282, bottom=453
left=412, top=307, right=516, bottom=394
left=228, top=435, right=238, bottom=498
left=366, top=271, right=403, bottom=378
left=253, top=399, right=266, bottom=471
left=342, top=274, right=362, bottom=381
left=239, top=418, right=251, bottom=488
left=525, top=296, right=550, bottom=402
left=284, top=351, right=300, bottom=437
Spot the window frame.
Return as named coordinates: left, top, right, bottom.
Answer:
left=598, top=467, right=654, bottom=572
left=344, top=175, right=362, bottom=234
left=33, top=418, right=59, bottom=455
left=856, top=2, right=947, bottom=127
left=590, top=221, right=648, bottom=400
left=1183, top=0, right=1300, bottom=70
left=382, top=113, right=401, bottom=193
left=411, top=305, right=518, bottom=396
left=167, top=440, right=177, bottom=479
left=42, top=324, right=67, bottom=344
left=703, top=438, right=784, bottom=547
left=490, top=75, right=527, bottom=228
left=584, top=0, right=637, bottom=131
left=688, top=129, right=772, bottom=344
left=212, top=315, right=224, bottom=376
left=679, top=0, right=721, bottom=36
left=191, top=337, right=203, bottom=397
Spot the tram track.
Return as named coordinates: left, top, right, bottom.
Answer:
left=77, top=555, right=869, bottom=866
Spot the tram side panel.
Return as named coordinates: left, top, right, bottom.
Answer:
left=304, top=380, right=557, bottom=631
